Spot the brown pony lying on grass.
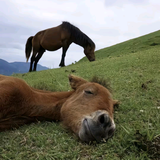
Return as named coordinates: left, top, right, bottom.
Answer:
left=0, top=74, right=118, bottom=143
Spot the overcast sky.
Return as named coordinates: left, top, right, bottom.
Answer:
left=0, top=0, right=160, bottom=68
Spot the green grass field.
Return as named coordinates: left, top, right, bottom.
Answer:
left=0, top=30, right=160, bottom=159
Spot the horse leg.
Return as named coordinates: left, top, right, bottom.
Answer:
left=59, top=45, right=69, bottom=67
left=33, top=47, right=45, bottom=71
left=29, top=49, right=38, bottom=72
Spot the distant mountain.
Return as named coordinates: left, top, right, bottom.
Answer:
left=0, top=59, right=49, bottom=75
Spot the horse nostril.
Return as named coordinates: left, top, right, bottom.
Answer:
left=98, top=114, right=111, bottom=128
left=99, top=114, right=105, bottom=124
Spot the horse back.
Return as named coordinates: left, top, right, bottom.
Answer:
left=33, top=24, right=71, bottom=51
left=46, top=25, right=71, bottom=40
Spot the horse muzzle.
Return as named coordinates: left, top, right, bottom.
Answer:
left=79, top=111, right=115, bottom=143
left=89, top=58, right=95, bottom=62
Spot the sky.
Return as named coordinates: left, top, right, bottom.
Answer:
left=0, top=0, right=160, bottom=68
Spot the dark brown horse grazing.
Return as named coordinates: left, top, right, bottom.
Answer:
left=25, top=21, right=95, bottom=72
left=0, top=74, right=118, bottom=143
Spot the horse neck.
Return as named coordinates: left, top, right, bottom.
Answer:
left=71, top=32, right=88, bottom=49
left=73, top=39, right=85, bottom=48
left=29, top=89, right=74, bottom=120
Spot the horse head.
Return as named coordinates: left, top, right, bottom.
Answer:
left=61, top=75, right=118, bottom=143
left=84, top=45, right=95, bottom=62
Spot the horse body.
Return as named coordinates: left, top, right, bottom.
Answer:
left=0, top=74, right=118, bottom=143
left=0, top=74, right=73, bottom=131
left=34, top=25, right=67, bottom=51
left=25, top=22, right=95, bottom=72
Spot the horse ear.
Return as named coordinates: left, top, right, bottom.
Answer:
left=69, top=74, right=87, bottom=90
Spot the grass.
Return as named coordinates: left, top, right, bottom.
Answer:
left=0, top=30, right=160, bottom=159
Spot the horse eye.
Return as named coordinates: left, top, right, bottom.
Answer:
left=85, top=90, right=93, bottom=94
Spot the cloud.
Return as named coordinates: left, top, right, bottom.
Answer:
left=0, top=0, right=160, bottom=68
left=104, top=0, right=149, bottom=7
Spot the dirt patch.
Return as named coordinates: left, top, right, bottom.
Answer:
left=134, top=130, right=160, bottom=159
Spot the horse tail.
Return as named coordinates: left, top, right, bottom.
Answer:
left=25, top=36, right=33, bottom=62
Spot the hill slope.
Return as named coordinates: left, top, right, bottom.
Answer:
left=79, top=30, right=160, bottom=62
left=1, top=30, right=160, bottom=159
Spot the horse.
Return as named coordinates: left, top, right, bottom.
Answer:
left=25, top=21, right=96, bottom=72
left=0, top=74, right=118, bottom=143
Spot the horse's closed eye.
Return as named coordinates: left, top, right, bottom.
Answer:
left=85, top=90, right=93, bottom=94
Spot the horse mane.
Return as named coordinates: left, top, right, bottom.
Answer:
left=61, top=21, right=95, bottom=48
left=90, top=76, right=112, bottom=93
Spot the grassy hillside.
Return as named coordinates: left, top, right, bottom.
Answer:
left=0, top=30, right=160, bottom=159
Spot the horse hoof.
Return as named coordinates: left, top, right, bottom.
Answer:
left=59, top=64, right=65, bottom=67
